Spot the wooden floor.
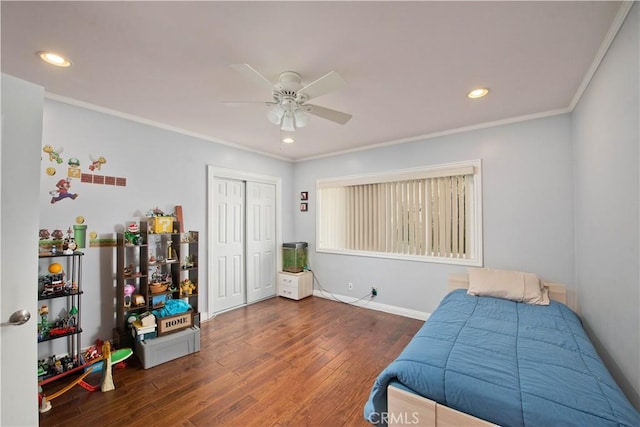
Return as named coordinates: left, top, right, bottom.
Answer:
left=39, top=296, right=423, bottom=427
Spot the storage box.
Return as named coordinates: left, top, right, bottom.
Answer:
left=132, top=322, right=157, bottom=342
left=136, top=326, right=200, bottom=369
left=150, top=216, right=174, bottom=234
left=132, top=329, right=157, bottom=342
left=282, top=242, right=308, bottom=273
left=157, top=310, right=194, bottom=336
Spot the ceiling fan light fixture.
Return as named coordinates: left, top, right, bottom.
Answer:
left=468, top=88, right=489, bottom=99
left=267, top=106, right=284, bottom=125
left=37, top=51, right=72, bottom=67
left=293, top=110, right=309, bottom=128
left=281, top=114, right=296, bottom=132
left=282, top=137, right=295, bottom=144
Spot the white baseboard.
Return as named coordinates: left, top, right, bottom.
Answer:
left=312, top=289, right=430, bottom=321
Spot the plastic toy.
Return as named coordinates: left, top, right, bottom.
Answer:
left=100, top=341, right=115, bottom=392
left=38, top=305, right=49, bottom=339
left=48, top=263, right=63, bottom=274
left=124, top=284, right=135, bottom=307
left=180, top=279, right=196, bottom=296
left=37, top=346, right=133, bottom=412
left=63, top=228, right=77, bottom=254
left=124, top=223, right=141, bottom=245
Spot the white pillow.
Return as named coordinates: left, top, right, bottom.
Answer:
left=467, top=267, right=550, bottom=305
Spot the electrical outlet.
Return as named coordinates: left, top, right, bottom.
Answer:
left=348, top=282, right=353, bottom=291
left=371, top=286, right=378, bottom=297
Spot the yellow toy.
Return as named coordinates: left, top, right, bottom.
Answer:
left=180, top=279, right=196, bottom=296
left=48, top=263, right=63, bottom=274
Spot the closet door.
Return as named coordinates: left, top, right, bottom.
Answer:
left=246, top=182, right=277, bottom=303
left=211, top=177, right=246, bottom=313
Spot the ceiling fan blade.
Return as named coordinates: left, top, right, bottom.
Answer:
left=221, top=101, right=275, bottom=106
left=306, top=104, right=352, bottom=125
left=299, top=71, right=347, bottom=100
left=230, top=64, right=275, bottom=91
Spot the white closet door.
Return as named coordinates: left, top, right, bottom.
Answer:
left=246, top=182, right=277, bottom=303
left=211, top=178, right=246, bottom=313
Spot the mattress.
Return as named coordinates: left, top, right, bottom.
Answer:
left=364, top=289, right=639, bottom=426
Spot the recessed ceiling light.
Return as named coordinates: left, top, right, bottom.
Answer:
left=37, top=51, right=72, bottom=67
left=282, top=137, right=295, bottom=144
left=467, top=88, right=489, bottom=99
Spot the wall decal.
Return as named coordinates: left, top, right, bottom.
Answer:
left=88, top=155, right=107, bottom=171
left=43, top=145, right=64, bottom=164
left=49, top=179, right=78, bottom=204
left=80, top=173, right=126, bottom=186
left=89, top=231, right=116, bottom=247
left=67, top=158, right=81, bottom=178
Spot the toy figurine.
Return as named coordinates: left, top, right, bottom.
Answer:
left=39, top=305, right=50, bottom=339
left=124, top=284, right=135, bottom=308
left=124, top=223, right=141, bottom=245
left=68, top=306, right=78, bottom=327
left=63, top=228, right=77, bottom=254
left=39, top=229, right=50, bottom=240
left=180, top=279, right=196, bottom=296
left=101, top=341, right=115, bottom=392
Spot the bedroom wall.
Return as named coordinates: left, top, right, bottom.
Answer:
left=293, top=114, right=574, bottom=314
left=38, top=99, right=294, bottom=357
left=572, top=3, right=639, bottom=408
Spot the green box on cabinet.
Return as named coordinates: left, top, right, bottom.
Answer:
left=282, top=242, right=307, bottom=273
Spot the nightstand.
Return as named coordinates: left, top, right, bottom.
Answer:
left=277, top=271, right=313, bottom=300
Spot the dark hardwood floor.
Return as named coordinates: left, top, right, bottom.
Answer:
left=39, top=296, right=423, bottom=426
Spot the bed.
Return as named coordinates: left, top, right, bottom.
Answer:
left=364, top=270, right=640, bottom=427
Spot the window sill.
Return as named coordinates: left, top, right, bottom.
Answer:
left=316, top=248, right=483, bottom=267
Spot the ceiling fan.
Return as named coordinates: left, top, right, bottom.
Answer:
left=229, top=64, right=352, bottom=132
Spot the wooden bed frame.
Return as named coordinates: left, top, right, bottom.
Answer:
left=386, top=273, right=571, bottom=427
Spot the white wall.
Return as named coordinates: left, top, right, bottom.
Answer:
left=294, top=114, right=574, bottom=312
left=38, top=99, right=294, bottom=355
left=572, top=3, right=639, bottom=408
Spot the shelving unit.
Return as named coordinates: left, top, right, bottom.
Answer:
left=115, top=218, right=199, bottom=350
left=37, top=251, right=83, bottom=384
left=115, top=221, right=150, bottom=348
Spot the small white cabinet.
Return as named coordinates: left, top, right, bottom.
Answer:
left=277, top=271, right=313, bottom=300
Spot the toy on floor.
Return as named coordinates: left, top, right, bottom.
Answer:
left=100, top=341, right=115, bottom=392
left=37, top=341, right=132, bottom=413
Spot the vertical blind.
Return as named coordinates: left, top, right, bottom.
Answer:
left=319, top=170, right=473, bottom=259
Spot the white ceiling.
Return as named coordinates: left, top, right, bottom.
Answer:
left=1, top=1, right=624, bottom=161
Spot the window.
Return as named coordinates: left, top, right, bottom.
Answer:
left=317, top=160, right=482, bottom=266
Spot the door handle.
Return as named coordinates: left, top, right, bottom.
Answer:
left=1, top=309, right=31, bottom=326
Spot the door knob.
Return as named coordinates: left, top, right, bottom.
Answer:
left=2, top=309, right=31, bottom=326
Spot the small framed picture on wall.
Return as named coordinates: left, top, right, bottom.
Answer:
left=300, top=202, right=308, bottom=212
left=300, top=191, right=308, bottom=201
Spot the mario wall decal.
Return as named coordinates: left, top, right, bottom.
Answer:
left=50, top=179, right=78, bottom=204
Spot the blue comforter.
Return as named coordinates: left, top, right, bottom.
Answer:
left=364, top=289, right=639, bottom=426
